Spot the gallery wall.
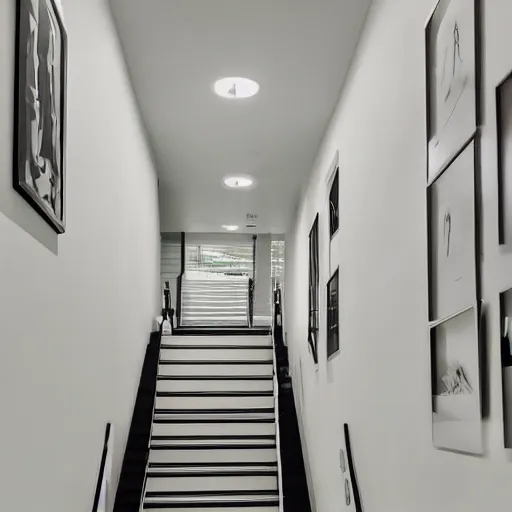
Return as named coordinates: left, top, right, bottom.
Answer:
left=284, top=0, right=512, bottom=511
left=0, top=1, right=160, bottom=512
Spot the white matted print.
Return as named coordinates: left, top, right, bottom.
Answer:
left=430, top=307, right=482, bottom=454
left=429, top=140, right=476, bottom=322
left=427, top=0, right=477, bottom=182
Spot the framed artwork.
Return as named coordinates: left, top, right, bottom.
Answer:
left=499, top=289, right=512, bottom=448
left=329, top=168, right=339, bottom=239
left=430, top=307, right=482, bottom=454
left=496, top=71, right=512, bottom=245
left=308, top=214, right=319, bottom=363
left=341, top=424, right=362, bottom=512
left=14, top=0, right=68, bottom=233
left=428, top=140, right=477, bottom=322
left=92, top=424, right=114, bottom=512
left=426, top=0, right=478, bottom=183
left=327, top=268, right=340, bottom=358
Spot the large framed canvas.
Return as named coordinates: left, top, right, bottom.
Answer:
left=496, top=71, right=512, bottom=245
left=428, top=140, right=477, bottom=322
left=14, top=0, right=68, bottom=233
left=327, top=268, right=340, bottom=359
left=426, top=0, right=478, bottom=183
left=430, top=307, right=482, bottom=454
left=308, top=214, right=319, bottom=363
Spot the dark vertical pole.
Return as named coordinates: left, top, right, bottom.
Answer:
left=176, top=232, right=186, bottom=328
left=249, top=235, right=257, bottom=328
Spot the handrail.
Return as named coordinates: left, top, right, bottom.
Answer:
left=248, top=277, right=255, bottom=328
left=272, top=322, right=285, bottom=512
left=138, top=321, right=164, bottom=512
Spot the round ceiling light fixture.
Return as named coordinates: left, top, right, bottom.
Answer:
left=223, top=174, right=256, bottom=190
left=222, top=225, right=239, bottom=232
left=214, top=77, right=260, bottom=99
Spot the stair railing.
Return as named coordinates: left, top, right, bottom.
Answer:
left=272, top=325, right=285, bottom=511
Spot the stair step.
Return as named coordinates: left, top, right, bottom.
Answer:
left=161, top=336, right=271, bottom=346
left=161, top=348, right=273, bottom=362
left=144, top=506, right=278, bottom=511
left=151, top=422, right=276, bottom=438
left=155, top=395, right=274, bottom=410
left=157, top=378, right=273, bottom=393
left=156, top=391, right=274, bottom=397
left=158, top=363, right=273, bottom=377
left=145, top=474, right=277, bottom=492
left=149, top=447, right=278, bottom=464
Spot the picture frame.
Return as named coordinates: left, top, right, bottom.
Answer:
left=92, top=423, right=114, bottom=512
left=329, top=167, right=339, bottom=239
left=13, top=0, right=68, bottom=233
left=327, top=267, right=340, bottom=359
left=496, top=70, right=512, bottom=245
left=427, top=139, right=478, bottom=322
left=425, top=0, right=479, bottom=183
left=430, top=306, right=483, bottom=454
left=499, top=289, right=512, bottom=448
left=308, top=214, right=319, bottom=363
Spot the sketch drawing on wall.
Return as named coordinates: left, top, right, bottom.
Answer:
left=426, top=0, right=477, bottom=182
left=14, top=0, right=68, bottom=233
left=430, top=307, right=482, bottom=454
left=428, top=140, right=477, bottom=322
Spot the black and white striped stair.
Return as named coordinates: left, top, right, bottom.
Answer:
left=142, top=335, right=280, bottom=511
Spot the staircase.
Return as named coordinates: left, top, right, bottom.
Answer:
left=180, top=278, right=249, bottom=327
left=142, top=333, right=282, bottom=511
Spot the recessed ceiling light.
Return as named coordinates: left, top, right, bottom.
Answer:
left=214, top=77, right=260, bottom=99
left=222, top=225, right=239, bottom=231
left=223, top=174, right=256, bottom=190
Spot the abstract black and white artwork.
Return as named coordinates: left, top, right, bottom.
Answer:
left=496, top=71, right=512, bottom=245
left=428, top=140, right=477, bottom=322
left=327, top=268, right=340, bottom=358
left=14, top=0, right=67, bottom=233
left=430, top=307, right=482, bottom=454
left=426, top=0, right=477, bottom=182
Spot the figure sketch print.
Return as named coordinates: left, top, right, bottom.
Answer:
left=427, top=0, right=477, bottom=182
left=14, top=0, right=68, bottom=233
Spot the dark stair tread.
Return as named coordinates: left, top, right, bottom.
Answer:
left=154, top=408, right=275, bottom=414
left=151, top=435, right=275, bottom=441
left=153, top=418, right=276, bottom=424
left=149, top=462, right=278, bottom=469
left=158, top=360, right=273, bottom=365
left=161, top=345, right=272, bottom=350
left=157, top=375, right=273, bottom=381
left=156, top=391, right=274, bottom=397
left=150, top=443, right=277, bottom=450
left=146, top=490, right=278, bottom=498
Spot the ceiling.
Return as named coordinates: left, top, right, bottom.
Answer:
left=110, top=0, right=371, bottom=233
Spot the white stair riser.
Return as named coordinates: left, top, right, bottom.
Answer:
left=161, top=348, right=273, bottom=361
left=158, top=364, right=273, bottom=377
left=161, top=336, right=272, bottom=347
left=151, top=422, right=276, bottom=437
left=155, top=396, right=274, bottom=410
left=145, top=475, right=277, bottom=493
left=149, top=448, right=277, bottom=464
left=157, top=379, right=274, bottom=393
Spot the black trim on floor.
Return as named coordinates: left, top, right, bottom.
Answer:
left=156, top=391, right=274, bottom=397
left=161, top=345, right=272, bottom=350
left=154, top=408, right=274, bottom=415
left=143, top=499, right=279, bottom=509
left=158, top=360, right=273, bottom=365
left=157, top=375, right=273, bottom=381
left=146, top=490, right=279, bottom=498
left=151, top=435, right=275, bottom=441
left=172, top=327, right=271, bottom=337
left=150, top=443, right=277, bottom=450
left=152, top=418, right=276, bottom=424
left=148, top=461, right=278, bottom=469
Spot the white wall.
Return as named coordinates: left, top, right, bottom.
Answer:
left=284, top=0, right=512, bottom=511
left=254, top=234, right=272, bottom=324
left=0, top=1, right=160, bottom=512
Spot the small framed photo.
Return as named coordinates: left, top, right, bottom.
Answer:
left=426, top=0, right=479, bottom=183
left=430, top=307, right=482, bottom=454
left=427, top=140, right=477, bottom=322
left=326, top=268, right=339, bottom=359
left=496, top=71, right=512, bottom=245
left=499, top=289, right=512, bottom=448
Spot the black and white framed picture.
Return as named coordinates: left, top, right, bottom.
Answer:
left=327, top=268, right=339, bottom=359
left=329, top=167, right=339, bottom=239
left=430, top=307, right=482, bottom=454
left=496, top=71, right=512, bottom=245
left=428, top=140, right=477, bottom=322
left=308, top=214, right=319, bottom=363
left=426, top=0, right=478, bottom=183
left=92, top=424, right=114, bottom=512
left=499, top=289, right=512, bottom=448
left=14, top=0, right=68, bottom=233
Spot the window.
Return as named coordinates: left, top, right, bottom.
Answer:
left=308, top=215, right=319, bottom=363
left=329, top=168, right=339, bottom=238
left=327, top=268, right=340, bottom=358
